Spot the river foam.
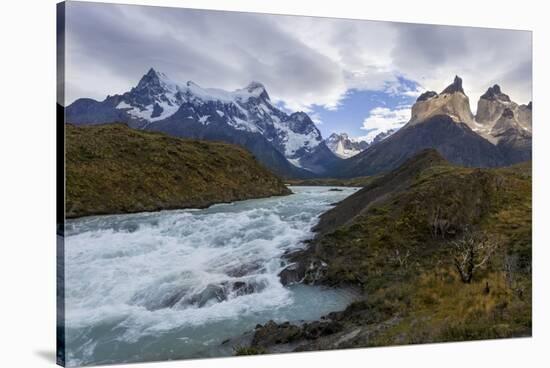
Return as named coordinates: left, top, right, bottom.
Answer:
left=63, top=186, right=359, bottom=366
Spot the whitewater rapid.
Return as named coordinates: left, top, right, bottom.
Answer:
left=63, top=186, right=359, bottom=366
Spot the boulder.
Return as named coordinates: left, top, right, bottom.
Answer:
left=278, top=263, right=306, bottom=286
left=251, top=321, right=303, bottom=347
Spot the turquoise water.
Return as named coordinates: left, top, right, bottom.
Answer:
left=63, top=186, right=359, bottom=366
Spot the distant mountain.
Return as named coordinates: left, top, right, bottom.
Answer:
left=66, top=68, right=341, bottom=178
left=325, top=133, right=369, bottom=158
left=474, top=84, right=532, bottom=163
left=336, top=76, right=530, bottom=177
left=65, top=124, right=291, bottom=218
left=370, top=129, right=397, bottom=145
left=325, top=130, right=398, bottom=159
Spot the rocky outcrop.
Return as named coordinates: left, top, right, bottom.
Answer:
left=491, top=108, right=532, bottom=163
left=475, top=84, right=532, bottom=142
left=441, top=75, right=465, bottom=94
left=251, top=319, right=345, bottom=350
left=517, top=102, right=532, bottom=130
left=416, top=90, right=438, bottom=102
left=409, top=76, right=474, bottom=126
left=278, top=256, right=329, bottom=286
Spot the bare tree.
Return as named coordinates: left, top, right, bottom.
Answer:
left=450, top=231, right=499, bottom=283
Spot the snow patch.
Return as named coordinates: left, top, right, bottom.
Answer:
left=273, top=120, right=320, bottom=157
left=198, top=115, right=210, bottom=124
left=116, top=101, right=132, bottom=109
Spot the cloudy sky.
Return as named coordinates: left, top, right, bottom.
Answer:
left=64, top=1, right=532, bottom=140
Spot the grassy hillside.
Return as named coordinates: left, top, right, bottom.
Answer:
left=65, top=123, right=291, bottom=218
left=250, top=150, right=531, bottom=351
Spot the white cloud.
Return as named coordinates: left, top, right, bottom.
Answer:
left=358, top=106, right=411, bottom=142
left=307, top=111, right=324, bottom=125
left=64, top=2, right=532, bottom=112
left=391, top=24, right=532, bottom=105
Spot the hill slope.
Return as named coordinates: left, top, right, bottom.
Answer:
left=250, top=150, right=531, bottom=352
left=65, top=124, right=291, bottom=218
left=338, top=115, right=505, bottom=177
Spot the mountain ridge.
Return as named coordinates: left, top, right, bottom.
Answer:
left=66, top=68, right=341, bottom=178
left=66, top=71, right=531, bottom=179
left=334, top=76, right=531, bottom=177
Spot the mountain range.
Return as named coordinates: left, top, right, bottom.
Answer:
left=336, top=76, right=532, bottom=177
left=66, top=70, right=531, bottom=179
left=66, top=68, right=339, bottom=178
left=324, top=130, right=396, bottom=159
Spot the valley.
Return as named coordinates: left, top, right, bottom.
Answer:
left=62, top=70, right=532, bottom=362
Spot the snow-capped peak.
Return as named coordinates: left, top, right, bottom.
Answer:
left=133, top=69, right=272, bottom=107
left=111, top=68, right=328, bottom=170
left=245, top=81, right=266, bottom=94
left=325, top=133, right=369, bottom=159
left=136, top=68, right=178, bottom=94
left=291, top=111, right=309, bottom=122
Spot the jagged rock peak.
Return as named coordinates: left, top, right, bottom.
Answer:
left=480, top=84, right=511, bottom=102
left=290, top=111, right=310, bottom=121
left=246, top=81, right=265, bottom=91
left=137, top=68, right=162, bottom=87
left=145, top=67, right=157, bottom=77
left=441, top=75, right=465, bottom=95
left=416, top=91, right=438, bottom=102
left=244, top=81, right=270, bottom=100
left=526, top=101, right=532, bottom=110
left=409, top=75, right=473, bottom=126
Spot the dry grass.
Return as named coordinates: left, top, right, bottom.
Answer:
left=65, top=123, right=291, bottom=217
left=310, top=157, right=531, bottom=345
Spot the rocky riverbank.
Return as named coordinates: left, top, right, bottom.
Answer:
left=242, top=149, right=531, bottom=353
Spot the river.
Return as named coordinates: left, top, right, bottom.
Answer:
left=63, top=186, right=359, bottom=366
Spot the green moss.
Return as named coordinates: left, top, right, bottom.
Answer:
left=65, top=123, right=291, bottom=218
